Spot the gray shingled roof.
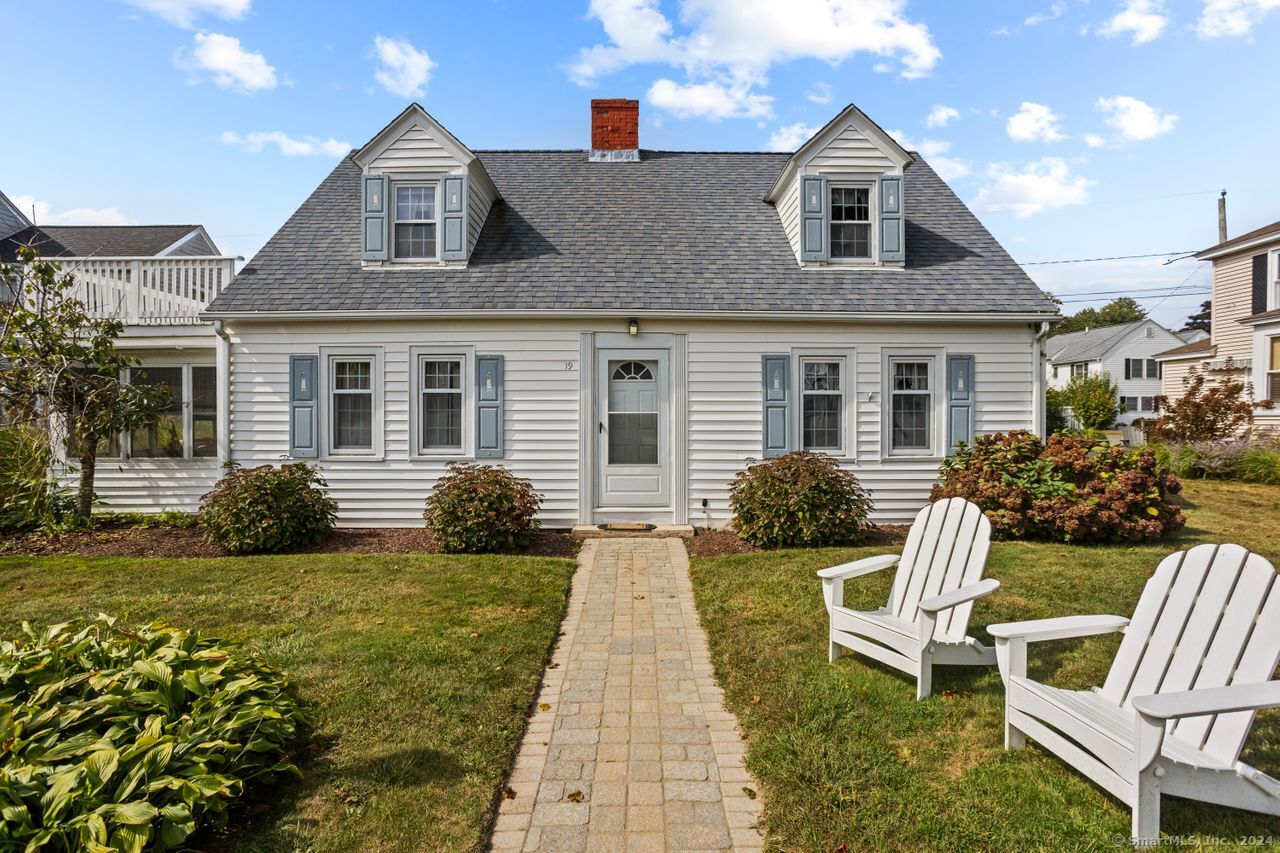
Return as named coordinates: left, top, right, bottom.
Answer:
left=1046, top=321, right=1146, bottom=364
left=1, top=225, right=209, bottom=260
left=208, top=150, right=1057, bottom=316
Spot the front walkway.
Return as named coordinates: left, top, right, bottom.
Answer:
left=491, top=538, right=764, bottom=852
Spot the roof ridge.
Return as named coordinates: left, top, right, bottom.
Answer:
left=472, top=149, right=793, bottom=155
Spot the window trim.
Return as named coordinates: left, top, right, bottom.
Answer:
left=80, top=361, right=216, bottom=464
left=1270, top=249, right=1280, bottom=312
left=390, top=180, right=440, bottom=263
left=827, top=181, right=876, bottom=264
left=1268, top=334, right=1280, bottom=402
left=1071, top=362, right=1089, bottom=377
left=321, top=347, right=384, bottom=459
left=786, top=348, right=855, bottom=460
left=409, top=346, right=474, bottom=459
left=882, top=350, right=942, bottom=459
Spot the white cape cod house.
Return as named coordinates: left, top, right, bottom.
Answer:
left=48, top=100, right=1060, bottom=527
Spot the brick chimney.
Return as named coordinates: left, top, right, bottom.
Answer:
left=590, top=98, right=639, bottom=162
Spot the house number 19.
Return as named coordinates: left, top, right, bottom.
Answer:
left=565, top=361, right=575, bottom=370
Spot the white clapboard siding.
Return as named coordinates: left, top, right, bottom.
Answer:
left=77, top=460, right=222, bottom=512
left=776, top=176, right=802, bottom=261
left=821, top=498, right=998, bottom=699
left=467, top=171, right=497, bottom=256
left=807, top=123, right=899, bottom=173
left=992, top=543, right=1280, bottom=842
left=367, top=125, right=461, bottom=174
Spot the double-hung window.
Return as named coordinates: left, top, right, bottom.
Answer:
left=1125, top=358, right=1160, bottom=380
left=1071, top=362, right=1088, bottom=377
left=801, top=358, right=844, bottom=453
left=1271, top=249, right=1280, bottom=311
left=393, top=184, right=437, bottom=260
left=830, top=186, right=871, bottom=260
left=420, top=356, right=464, bottom=453
left=889, top=357, right=933, bottom=454
left=1269, top=337, right=1280, bottom=401
left=101, top=365, right=218, bottom=460
left=330, top=358, right=374, bottom=451
left=1120, top=396, right=1156, bottom=414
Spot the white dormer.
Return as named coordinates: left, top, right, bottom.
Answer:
left=352, top=104, right=499, bottom=267
left=765, top=104, right=913, bottom=268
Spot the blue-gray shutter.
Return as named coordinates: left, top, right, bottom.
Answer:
left=946, top=354, right=975, bottom=451
left=362, top=174, right=389, bottom=261
left=879, top=175, right=904, bottom=263
left=800, top=176, right=828, bottom=262
left=441, top=175, right=468, bottom=261
left=475, top=354, right=503, bottom=458
left=289, top=355, right=318, bottom=458
left=762, top=355, right=791, bottom=457
left=1253, top=254, right=1268, bottom=315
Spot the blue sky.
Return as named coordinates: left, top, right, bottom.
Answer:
left=7, top=0, right=1280, bottom=326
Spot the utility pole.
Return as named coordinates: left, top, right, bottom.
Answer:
left=1218, top=190, right=1228, bottom=243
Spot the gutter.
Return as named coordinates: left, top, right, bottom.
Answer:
left=202, top=307, right=1061, bottom=324
left=1033, top=320, right=1051, bottom=438
left=211, top=320, right=232, bottom=468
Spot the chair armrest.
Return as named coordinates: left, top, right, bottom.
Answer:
left=1131, top=682, right=1280, bottom=721
left=817, top=554, right=899, bottom=581
left=919, top=579, right=1000, bottom=614
left=988, top=614, right=1129, bottom=643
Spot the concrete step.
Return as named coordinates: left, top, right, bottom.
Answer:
left=570, top=524, right=695, bottom=539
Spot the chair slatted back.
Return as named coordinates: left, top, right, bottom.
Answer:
left=1100, top=543, right=1280, bottom=765
left=888, top=498, right=992, bottom=643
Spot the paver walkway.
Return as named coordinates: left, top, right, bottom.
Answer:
left=491, top=538, right=764, bottom=852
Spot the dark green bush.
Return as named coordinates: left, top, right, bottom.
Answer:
left=729, top=451, right=874, bottom=548
left=424, top=462, right=542, bottom=553
left=0, top=424, right=72, bottom=532
left=0, top=616, right=305, bottom=851
left=198, top=462, right=337, bottom=554
left=932, top=430, right=1184, bottom=543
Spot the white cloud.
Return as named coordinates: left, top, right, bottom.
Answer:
left=766, top=122, right=821, bottom=151
left=805, top=82, right=833, bottom=104
left=1084, top=132, right=1107, bottom=147
left=567, top=0, right=940, bottom=121
left=1024, top=2, right=1067, bottom=26
left=1098, top=0, right=1169, bottom=44
left=372, top=36, right=435, bottom=98
left=887, top=130, right=971, bottom=181
left=924, top=104, right=959, bottom=128
left=1097, top=95, right=1178, bottom=140
left=973, top=157, right=1094, bottom=218
left=220, top=130, right=351, bottom=157
left=1006, top=101, right=1066, bottom=142
left=118, top=0, right=250, bottom=28
left=179, top=32, right=276, bottom=93
left=1196, top=0, right=1280, bottom=36
left=9, top=195, right=138, bottom=227
left=647, top=78, right=773, bottom=120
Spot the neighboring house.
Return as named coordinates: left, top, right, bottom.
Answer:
left=1045, top=320, right=1185, bottom=425
left=33, top=100, right=1061, bottom=526
left=1154, top=219, right=1280, bottom=431
left=0, top=188, right=238, bottom=510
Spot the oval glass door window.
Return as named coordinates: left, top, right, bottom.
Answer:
left=608, top=360, right=659, bottom=465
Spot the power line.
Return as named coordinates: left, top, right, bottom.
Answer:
left=1019, top=250, right=1198, bottom=266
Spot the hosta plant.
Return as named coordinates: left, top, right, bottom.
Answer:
left=0, top=616, right=306, bottom=851
left=730, top=451, right=874, bottom=548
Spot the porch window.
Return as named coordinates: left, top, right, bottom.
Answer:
left=420, top=357, right=463, bottom=451
left=1270, top=337, right=1280, bottom=401
left=830, top=186, right=871, bottom=260
left=331, top=358, right=374, bottom=451
left=890, top=358, right=933, bottom=453
left=801, top=358, right=843, bottom=452
left=393, top=185, right=437, bottom=260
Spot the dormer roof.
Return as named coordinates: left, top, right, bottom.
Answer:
left=352, top=102, right=497, bottom=194
left=764, top=103, right=913, bottom=203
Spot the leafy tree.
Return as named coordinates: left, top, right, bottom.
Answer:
left=1144, top=367, right=1272, bottom=443
left=1183, top=300, right=1212, bottom=333
left=1061, top=371, right=1119, bottom=430
left=1050, top=297, right=1148, bottom=337
left=0, top=246, right=171, bottom=520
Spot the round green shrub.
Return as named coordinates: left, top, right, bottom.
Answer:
left=198, top=462, right=337, bottom=554
left=424, top=462, right=542, bottom=553
left=0, top=615, right=306, bottom=851
left=729, top=451, right=874, bottom=548
left=932, top=430, right=1184, bottom=544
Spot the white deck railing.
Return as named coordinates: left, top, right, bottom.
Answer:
left=53, top=256, right=237, bottom=325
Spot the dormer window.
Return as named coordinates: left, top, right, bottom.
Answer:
left=394, top=185, right=437, bottom=260
left=830, top=186, right=872, bottom=260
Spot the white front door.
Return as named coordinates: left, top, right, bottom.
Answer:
left=596, top=349, right=670, bottom=508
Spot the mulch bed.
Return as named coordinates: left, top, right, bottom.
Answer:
left=0, top=524, right=578, bottom=560
left=686, top=523, right=911, bottom=558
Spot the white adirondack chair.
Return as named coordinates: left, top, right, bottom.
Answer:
left=989, top=543, right=1280, bottom=843
left=818, top=497, right=999, bottom=700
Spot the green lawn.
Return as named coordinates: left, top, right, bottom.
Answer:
left=0, top=551, right=575, bottom=852
left=689, top=481, right=1280, bottom=850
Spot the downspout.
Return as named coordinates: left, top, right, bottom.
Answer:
left=1033, top=321, right=1051, bottom=437
left=212, top=320, right=232, bottom=468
